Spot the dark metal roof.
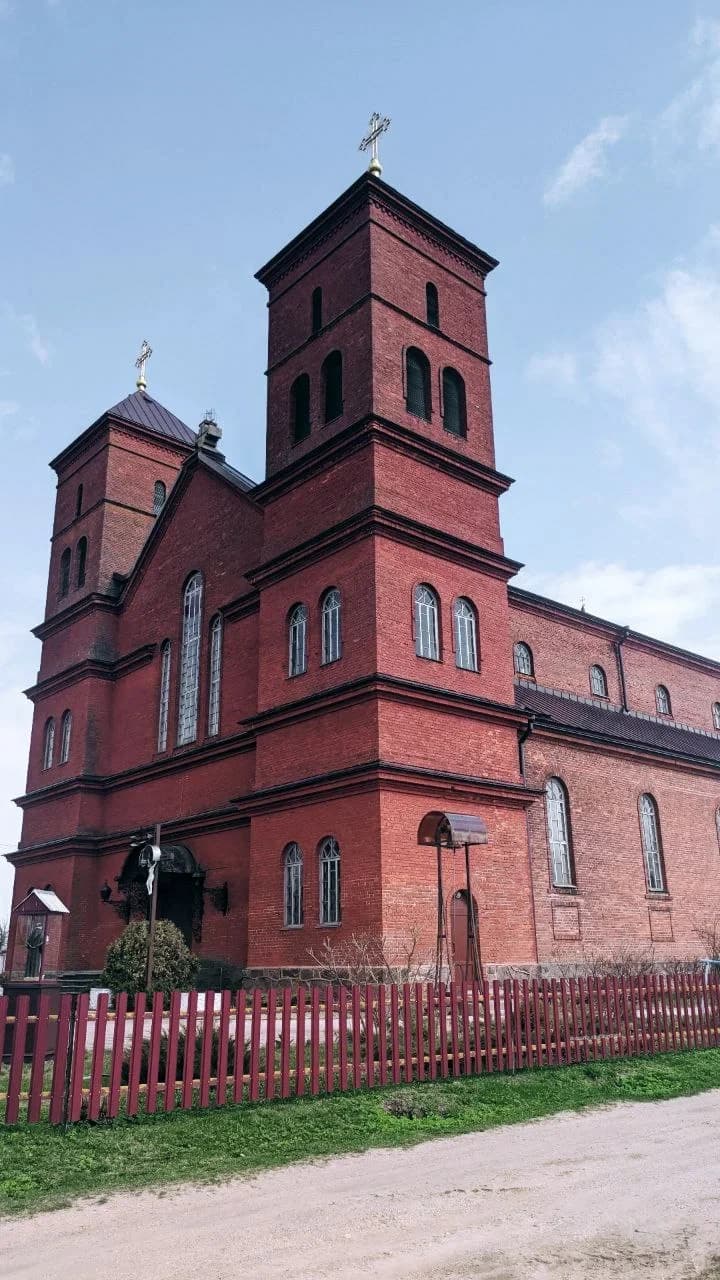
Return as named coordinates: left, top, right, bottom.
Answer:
left=106, top=391, right=196, bottom=446
left=517, top=683, right=720, bottom=769
left=198, top=450, right=256, bottom=493
left=417, top=811, right=489, bottom=847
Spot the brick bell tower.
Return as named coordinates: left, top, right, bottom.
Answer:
left=246, top=171, right=537, bottom=977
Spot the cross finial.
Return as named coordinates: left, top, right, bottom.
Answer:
left=135, top=339, right=152, bottom=392
left=359, top=112, right=391, bottom=177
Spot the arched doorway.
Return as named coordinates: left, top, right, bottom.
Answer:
left=451, top=889, right=479, bottom=983
left=118, top=843, right=204, bottom=946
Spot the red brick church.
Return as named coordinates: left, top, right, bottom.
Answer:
left=6, top=172, right=720, bottom=990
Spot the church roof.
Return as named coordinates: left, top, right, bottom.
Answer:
left=516, top=682, right=720, bottom=770
left=106, top=391, right=196, bottom=446
left=198, top=450, right=256, bottom=493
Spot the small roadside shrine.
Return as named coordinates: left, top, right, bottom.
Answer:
left=4, top=887, right=70, bottom=1005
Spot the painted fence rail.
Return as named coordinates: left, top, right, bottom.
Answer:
left=2, top=971, right=720, bottom=1126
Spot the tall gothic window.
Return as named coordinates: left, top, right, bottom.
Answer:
left=284, top=843, right=303, bottom=927
left=158, top=640, right=171, bottom=752
left=454, top=597, right=478, bottom=671
left=290, top=373, right=311, bottom=443
left=177, top=572, right=203, bottom=745
left=589, top=664, right=608, bottom=697
left=59, top=548, right=71, bottom=598
left=414, top=584, right=440, bottom=660
left=322, top=350, right=343, bottom=423
left=76, top=537, right=87, bottom=589
left=655, top=684, right=671, bottom=716
left=153, top=480, right=167, bottom=514
left=426, top=282, right=439, bottom=328
left=545, top=777, right=575, bottom=888
left=514, top=641, right=534, bottom=677
left=319, top=836, right=341, bottom=925
left=639, top=793, right=666, bottom=892
left=42, top=718, right=55, bottom=770
left=321, top=588, right=341, bottom=664
left=712, top=702, right=720, bottom=731
left=405, top=347, right=431, bottom=421
left=311, top=286, right=323, bottom=335
left=59, top=710, right=72, bottom=764
left=208, top=615, right=223, bottom=736
left=288, top=603, right=308, bottom=676
left=442, top=368, right=467, bottom=437
left=716, top=807, right=720, bottom=853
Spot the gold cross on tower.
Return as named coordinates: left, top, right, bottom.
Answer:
left=359, top=112, right=391, bottom=177
left=135, top=339, right=153, bottom=391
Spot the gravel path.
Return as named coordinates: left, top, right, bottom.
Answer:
left=4, top=1091, right=720, bottom=1279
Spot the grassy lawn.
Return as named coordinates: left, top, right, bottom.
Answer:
left=2, top=1049, right=720, bottom=1217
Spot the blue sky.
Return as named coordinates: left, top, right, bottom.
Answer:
left=1, top=0, right=720, bottom=916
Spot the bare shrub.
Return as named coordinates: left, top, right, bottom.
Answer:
left=694, top=916, right=720, bottom=961
left=306, top=930, right=431, bottom=986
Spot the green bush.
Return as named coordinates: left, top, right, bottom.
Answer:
left=102, top=920, right=198, bottom=997
left=381, top=1087, right=459, bottom=1119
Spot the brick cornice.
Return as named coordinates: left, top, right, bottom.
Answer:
left=9, top=805, right=248, bottom=866
left=25, top=644, right=156, bottom=702
left=248, top=504, right=522, bottom=589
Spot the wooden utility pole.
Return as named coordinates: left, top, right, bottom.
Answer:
left=145, top=822, right=161, bottom=991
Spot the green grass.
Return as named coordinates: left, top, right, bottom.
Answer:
left=2, top=1049, right=720, bottom=1217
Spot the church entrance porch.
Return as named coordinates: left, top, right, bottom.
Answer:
left=117, top=843, right=205, bottom=947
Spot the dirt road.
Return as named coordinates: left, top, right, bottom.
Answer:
left=3, top=1091, right=720, bottom=1279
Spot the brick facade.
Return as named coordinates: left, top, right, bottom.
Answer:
left=5, top=174, right=720, bottom=989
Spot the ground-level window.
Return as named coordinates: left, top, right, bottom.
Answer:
left=545, top=777, right=575, bottom=888
left=319, top=836, right=341, bottom=925
left=284, top=843, right=303, bottom=927
left=639, top=793, right=666, bottom=892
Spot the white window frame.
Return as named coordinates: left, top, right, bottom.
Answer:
left=321, top=589, right=341, bottom=664
left=157, top=640, right=172, bottom=751
left=284, top=843, right=304, bottom=927
left=59, top=710, right=72, bottom=764
left=713, top=703, right=720, bottom=732
left=656, top=685, right=671, bottom=716
left=545, top=777, right=574, bottom=888
left=289, top=603, right=308, bottom=676
left=514, top=642, right=533, bottom=677
left=590, top=665, right=607, bottom=697
left=639, top=794, right=665, bottom=892
left=319, top=836, right=341, bottom=925
left=208, top=616, right=223, bottom=737
left=414, top=584, right=439, bottom=660
left=454, top=597, right=478, bottom=671
left=177, top=573, right=203, bottom=745
left=42, top=719, right=55, bottom=770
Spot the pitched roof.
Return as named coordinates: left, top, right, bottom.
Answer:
left=105, top=391, right=196, bottom=446
left=516, top=682, right=720, bottom=769
left=198, top=449, right=256, bottom=493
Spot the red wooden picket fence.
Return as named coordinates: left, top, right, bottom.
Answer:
left=2, top=970, right=720, bottom=1126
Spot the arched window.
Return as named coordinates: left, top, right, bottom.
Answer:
left=589, top=664, right=608, bottom=697
left=414, top=584, right=440, bottom=660
left=177, top=572, right=203, bottom=745
left=311, top=286, right=323, bottom=335
left=76, top=537, right=87, bottom=589
left=426, top=282, right=439, bottom=329
left=208, top=615, right=222, bottom=736
left=284, top=843, right=304, bottom=927
left=514, top=642, right=534, bottom=677
left=59, top=710, right=72, bottom=764
left=321, top=588, right=341, bottom=664
left=454, top=597, right=478, bottom=671
left=322, top=350, right=343, bottom=423
left=442, top=368, right=467, bottom=438
left=59, top=548, right=71, bottom=598
left=716, top=807, right=720, bottom=853
left=153, top=480, right=167, bottom=514
left=655, top=684, right=671, bottom=716
left=713, top=702, right=720, bottom=732
left=288, top=603, right=308, bottom=676
left=75, top=484, right=83, bottom=520
left=290, top=374, right=311, bottom=443
left=42, top=718, right=55, bottom=771
left=319, top=836, right=341, bottom=925
left=405, top=347, right=431, bottom=421
left=157, top=640, right=171, bottom=752
left=639, top=793, right=666, bottom=892
left=545, top=777, right=575, bottom=888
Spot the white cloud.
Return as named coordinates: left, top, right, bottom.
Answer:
left=543, top=115, right=629, bottom=207
left=657, top=19, right=720, bottom=156
left=21, top=313, right=50, bottom=365
left=0, top=400, right=18, bottom=420
left=0, top=154, right=14, bottom=187
left=526, top=350, right=578, bottom=390
left=1, top=303, right=51, bottom=367
left=521, top=561, right=720, bottom=659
